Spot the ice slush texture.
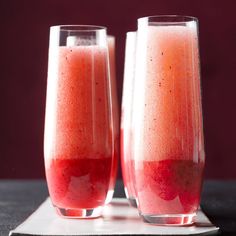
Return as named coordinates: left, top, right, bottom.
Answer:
left=44, top=45, right=113, bottom=209
left=133, top=23, right=205, bottom=216
left=135, top=159, right=204, bottom=214
left=44, top=46, right=112, bottom=164
left=134, top=25, right=204, bottom=162
left=46, top=158, right=112, bottom=209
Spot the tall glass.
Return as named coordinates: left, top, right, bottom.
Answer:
left=106, top=35, right=119, bottom=203
left=120, top=32, right=137, bottom=207
left=44, top=25, right=114, bottom=218
left=133, top=16, right=205, bottom=225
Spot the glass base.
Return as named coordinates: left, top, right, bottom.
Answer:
left=124, top=188, right=137, bottom=208
left=55, top=206, right=103, bottom=218
left=105, top=189, right=114, bottom=204
left=140, top=212, right=196, bottom=225
left=128, top=197, right=137, bottom=208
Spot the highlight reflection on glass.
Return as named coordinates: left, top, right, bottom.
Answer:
left=133, top=16, right=205, bottom=225
left=44, top=25, right=115, bottom=218
left=120, top=31, right=137, bottom=207
left=106, top=35, right=119, bottom=203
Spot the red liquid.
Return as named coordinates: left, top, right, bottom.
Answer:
left=46, top=157, right=112, bottom=209
left=120, top=128, right=136, bottom=198
left=108, top=148, right=118, bottom=192
left=135, top=159, right=204, bottom=215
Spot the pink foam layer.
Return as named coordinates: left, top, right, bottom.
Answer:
left=134, top=25, right=204, bottom=162
left=44, top=46, right=112, bottom=161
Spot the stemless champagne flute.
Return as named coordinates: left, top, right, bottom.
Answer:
left=44, top=25, right=114, bottom=218
left=120, top=31, right=137, bottom=207
left=106, top=35, right=119, bottom=203
left=133, top=16, right=205, bottom=225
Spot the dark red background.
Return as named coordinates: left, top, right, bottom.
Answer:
left=1, top=0, right=236, bottom=179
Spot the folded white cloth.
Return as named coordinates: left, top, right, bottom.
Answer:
left=10, top=198, right=219, bottom=235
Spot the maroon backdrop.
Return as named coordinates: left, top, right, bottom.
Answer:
left=1, top=0, right=236, bottom=179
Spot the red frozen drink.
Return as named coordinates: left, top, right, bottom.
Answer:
left=44, top=26, right=114, bottom=218
left=133, top=16, right=205, bottom=225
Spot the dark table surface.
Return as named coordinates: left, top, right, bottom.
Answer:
left=0, top=180, right=235, bottom=236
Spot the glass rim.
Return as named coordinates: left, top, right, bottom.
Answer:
left=107, top=35, right=115, bottom=39
left=126, top=31, right=136, bottom=35
left=138, top=15, right=198, bottom=24
left=50, top=25, right=107, bottom=32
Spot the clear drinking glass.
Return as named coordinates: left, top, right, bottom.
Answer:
left=105, top=35, right=119, bottom=203
left=44, top=25, right=114, bottom=218
left=133, top=16, right=205, bottom=225
left=120, top=31, right=137, bottom=207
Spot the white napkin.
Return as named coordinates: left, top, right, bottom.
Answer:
left=10, top=198, right=219, bottom=235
